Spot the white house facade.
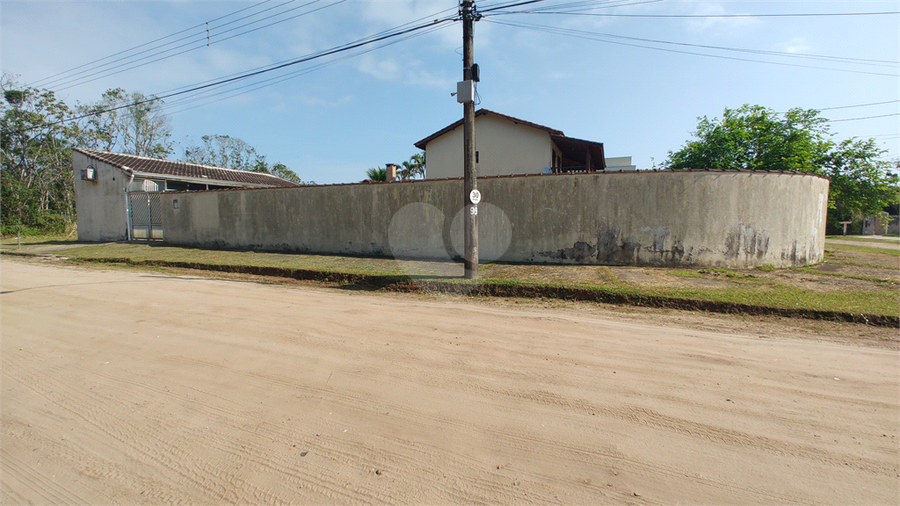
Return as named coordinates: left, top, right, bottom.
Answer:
left=414, top=109, right=607, bottom=179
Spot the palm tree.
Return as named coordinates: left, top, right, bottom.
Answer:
left=365, top=166, right=386, bottom=182
left=398, top=152, right=426, bottom=180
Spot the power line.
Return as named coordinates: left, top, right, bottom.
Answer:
left=51, top=15, right=458, bottom=127
left=154, top=4, right=458, bottom=103
left=479, top=0, right=547, bottom=15
left=831, top=113, right=900, bottom=122
left=164, top=23, right=453, bottom=115
left=51, top=0, right=346, bottom=92
left=29, top=0, right=281, bottom=88
left=486, top=19, right=897, bottom=67
left=485, top=19, right=900, bottom=77
left=821, top=100, right=900, bottom=111
left=498, top=10, right=900, bottom=18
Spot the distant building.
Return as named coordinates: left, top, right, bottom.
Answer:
left=414, top=109, right=608, bottom=179
left=72, top=148, right=300, bottom=242
left=862, top=212, right=900, bottom=235
left=604, top=156, right=637, bottom=172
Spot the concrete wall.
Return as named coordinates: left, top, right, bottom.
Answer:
left=73, top=151, right=130, bottom=241
left=426, top=115, right=552, bottom=179
left=160, top=171, right=829, bottom=268
left=863, top=214, right=900, bottom=235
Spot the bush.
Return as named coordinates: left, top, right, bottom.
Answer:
left=1, top=213, right=73, bottom=237
left=33, top=213, right=71, bottom=234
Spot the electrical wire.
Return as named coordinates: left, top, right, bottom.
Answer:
left=831, top=113, right=900, bottom=122
left=34, top=0, right=307, bottom=90
left=485, top=19, right=900, bottom=77
left=500, top=10, right=900, bottom=18
left=481, top=0, right=665, bottom=16
left=50, top=14, right=458, bottom=127
left=51, top=0, right=346, bottom=92
left=28, top=0, right=279, bottom=88
left=821, top=100, right=900, bottom=111
left=153, top=4, right=459, bottom=102
left=492, top=20, right=897, bottom=67
left=163, top=22, right=453, bottom=115
left=41, top=0, right=313, bottom=89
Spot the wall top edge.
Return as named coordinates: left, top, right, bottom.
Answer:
left=160, top=169, right=829, bottom=195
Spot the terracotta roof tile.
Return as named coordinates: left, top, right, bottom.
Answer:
left=73, top=148, right=301, bottom=188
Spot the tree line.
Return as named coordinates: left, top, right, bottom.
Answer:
left=2, top=74, right=895, bottom=237
left=0, top=74, right=308, bottom=234
left=661, top=105, right=899, bottom=233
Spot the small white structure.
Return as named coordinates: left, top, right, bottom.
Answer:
left=604, top=156, right=637, bottom=172
left=72, top=148, right=300, bottom=242
left=415, top=109, right=607, bottom=179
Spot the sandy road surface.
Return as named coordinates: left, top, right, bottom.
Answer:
left=1, top=260, right=898, bottom=505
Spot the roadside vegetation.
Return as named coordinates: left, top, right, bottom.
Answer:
left=3, top=236, right=897, bottom=326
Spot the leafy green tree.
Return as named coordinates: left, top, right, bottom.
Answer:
left=665, top=104, right=899, bottom=221
left=267, top=163, right=309, bottom=185
left=398, top=151, right=426, bottom=180
left=1, top=75, right=78, bottom=230
left=665, top=105, right=831, bottom=173
left=822, top=138, right=899, bottom=221
left=365, top=166, right=387, bottom=182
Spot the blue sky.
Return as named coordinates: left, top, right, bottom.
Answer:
left=2, top=0, right=898, bottom=184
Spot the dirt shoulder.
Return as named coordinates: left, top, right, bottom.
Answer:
left=6, top=254, right=898, bottom=349
left=2, top=260, right=897, bottom=505
left=3, top=236, right=898, bottom=327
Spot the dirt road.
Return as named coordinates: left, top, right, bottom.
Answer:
left=2, top=260, right=897, bottom=505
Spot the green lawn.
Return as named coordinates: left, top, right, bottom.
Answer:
left=3, top=237, right=897, bottom=321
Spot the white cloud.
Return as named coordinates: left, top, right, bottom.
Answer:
left=684, top=2, right=759, bottom=34
left=780, top=37, right=813, bottom=54
left=357, top=53, right=451, bottom=89
left=358, top=54, right=402, bottom=79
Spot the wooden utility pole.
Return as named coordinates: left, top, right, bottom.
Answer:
left=461, top=0, right=479, bottom=279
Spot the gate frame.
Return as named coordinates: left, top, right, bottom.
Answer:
left=126, top=191, right=164, bottom=242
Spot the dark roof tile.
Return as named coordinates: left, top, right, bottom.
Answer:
left=73, top=148, right=301, bottom=188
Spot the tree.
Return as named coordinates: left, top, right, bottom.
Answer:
left=180, top=134, right=308, bottom=184
left=822, top=138, right=899, bottom=220
left=77, top=89, right=172, bottom=158
left=182, top=134, right=262, bottom=170
left=365, top=167, right=387, bottom=182
left=267, top=163, right=308, bottom=185
left=665, top=104, right=899, bottom=221
left=665, top=105, right=831, bottom=173
left=398, top=152, right=426, bottom=180
left=1, top=74, right=78, bottom=230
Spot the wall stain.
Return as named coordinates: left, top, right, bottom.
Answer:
left=725, top=222, right=770, bottom=264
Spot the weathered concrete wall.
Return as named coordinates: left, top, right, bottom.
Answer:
left=160, top=171, right=829, bottom=268
left=73, top=151, right=129, bottom=241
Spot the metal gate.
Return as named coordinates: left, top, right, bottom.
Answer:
left=128, top=192, right=163, bottom=241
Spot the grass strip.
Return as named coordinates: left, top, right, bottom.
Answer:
left=825, top=243, right=900, bottom=255
left=791, top=267, right=897, bottom=283
left=826, top=235, right=900, bottom=243
left=7, top=251, right=895, bottom=328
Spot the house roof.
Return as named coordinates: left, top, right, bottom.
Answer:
left=550, top=134, right=606, bottom=170
left=413, top=109, right=565, bottom=150
left=73, top=148, right=302, bottom=188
